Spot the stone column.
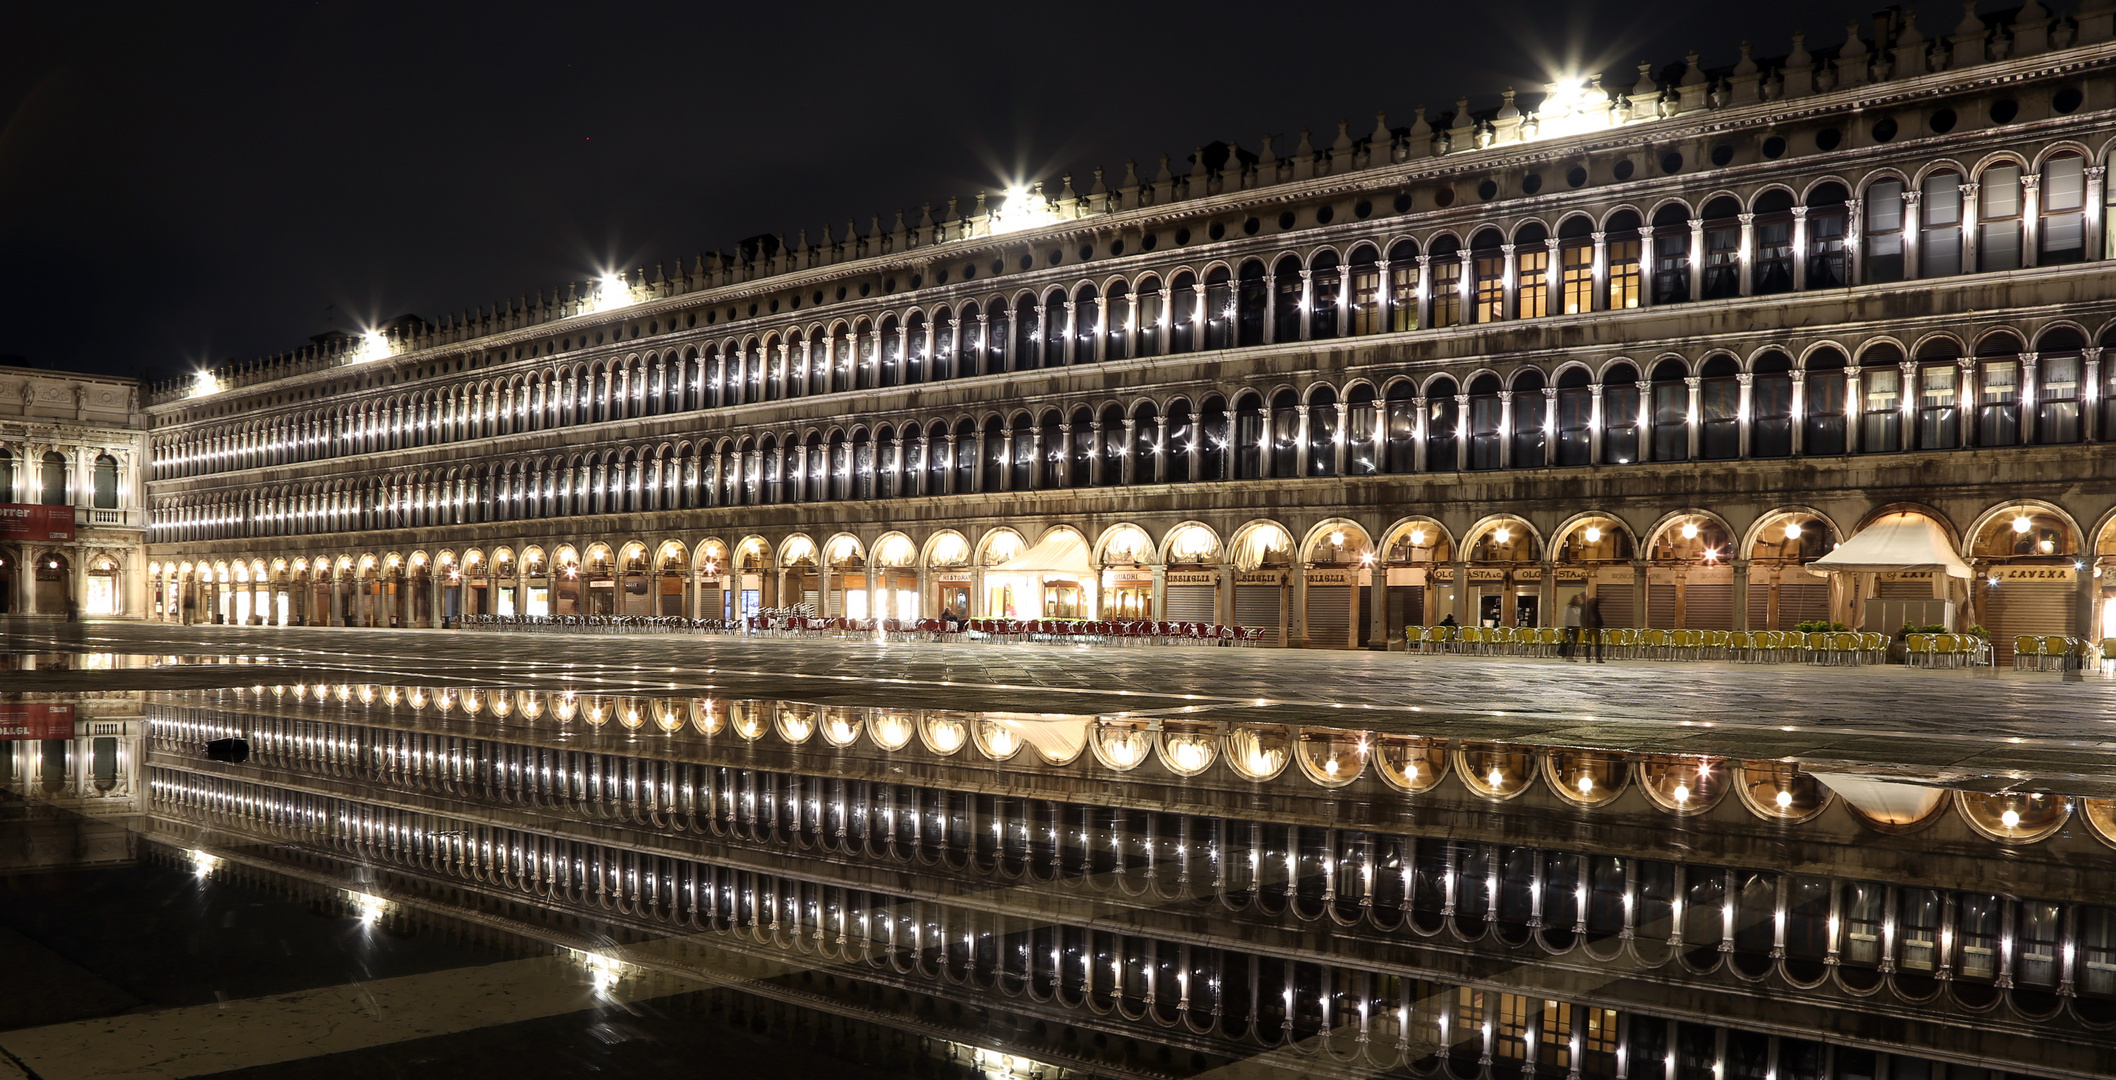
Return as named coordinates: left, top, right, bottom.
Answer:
left=1731, top=558, right=1751, bottom=630
left=1845, top=197, right=1864, bottom=285
left=1297, top=270, right=1314, bottom=340
left=1290, top=566, right=1308, bottom=647
left=2020, top=352, right=2040, bottom=445
left=1737, top=212, right=1756, bottom=296
left=1635, top=225, right=1656, bottom=309
left=1736, top=373, right=1754, bottom=457
left=1588, top=382, right=1605, bottom=462
left=2021, top=173, right=2044, bottom=268
left=1056, top=425, right=1073, bottom=487
left=1088, top=422, right=1106, bottom=485
left=1590, top=231, right=1609, bottom=311
left=1843, top=366, right=1864, bottom=453
left=1543, top=237, right=1561, bottom=314
left=1790, top=207, right=1810, bottom=291
left=1902, top=189, right=1925, bottom=279
left=1454, top=395, right=1470, bottom=471
left=1498, top=243, right=1517, bottom=320
left=1958, top=356, right=1979, bottom=448
left=2085, top=349, right=2103, bottom=442
left=1292, top=406, right=1310, bottom=478
left=2085, top=166, right=2108, bottom=261
left=1120, top=419, right=1138, bottom=485
left=1496, top=391, right=1515, bottom=468
left=1686, top=217, right=1705, bottom=299
left=1959, top=181, right=1982, bottom=272
left=1414, top=255, right=1432, bottom=327
left=1261, top=268, right=1278, bottom=345
left=1789, top=368, right=1807, bottom=455
left=1456, top=250, right=1474, bottom=321
left=1061, top=300, right=1077, bottom=367
left=1333, top=402, right=1351, bottom=475
left=1684, top=377, right=1702, bottom=459
left=1369, top=558, right=1388, bottom=648
left=1153, top=416, right=1168, bottom=483
left=1374, top=257, right=1393, bottom=331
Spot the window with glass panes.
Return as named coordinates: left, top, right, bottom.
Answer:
left=1387, top=257, right=1418, bottom=330
left=1493, top=993, right=1531, bottom=1062
left=1864, top=179, right=1905, bottom=281
left=1804, top=357, right=1848, bottom=453
left=2038, top=350, right=2081, bottom=443
left=1752, top=210, right=1794, bottom=293
left=1920, top=172, right=1963, bottom=276
left=1917, top=362, right=1959, bottom=448
left=1429, top=257, right=1462, bottom=327
left=1516, top=246, right=1549, bottom=317
left=1701, top=216, right=1740, bottom=299
left=1806, top=196, right=1849, bottom=286
left=1607, top=237, right=1641, bottom=308
left=2042, top=154, right=2086, bottom=262
left=1977, top=356, right=2020, bottom=445
left=1556, top=373, right=1592, bottom=466
left=1601, top=369, right=1640, bottom=464
left=1651, top=370, right=1689, bottom=461
left=1652, top=231, right=1690, bottom=302
left=1863, top=366, right=1902, bottom=451
left=1348, top=259, right=1382, bottom=334
left=1978, top=164, right=2024, bottom=271
left=1473, top=253, right=1505, bottom=322
left=1560, top=242, right=1592, bottom=312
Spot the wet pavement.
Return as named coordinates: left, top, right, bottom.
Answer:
left=3, top=619, right=2114, bottom=1078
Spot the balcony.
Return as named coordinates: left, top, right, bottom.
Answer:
left=76, top=507, right=145, bottom=530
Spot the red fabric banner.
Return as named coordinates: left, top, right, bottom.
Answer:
left=0, top=703, right=75, bottom=740
left=0, top=505, right=73, bottom=541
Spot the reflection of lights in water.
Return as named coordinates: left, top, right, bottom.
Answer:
left=1488, top=768, right=1505, bottom=788
left=928, top=722, right=965, bottom=753
left=1169, top=738, right=1211, bottom=771
left=1323, top=756, right=1340, bottom=776
left=1775, top=789, right=1794, bottom=808
left=2002, top=809, right=2022, bottom=829
left=353, top=892, right=387, bottom=925
left=188, top=849, right=218, bottom=878
left=1577, top=775, right=1594, bottom=794
left=828, top=718, right=857, bottom=744
left=1673, top=783, right=1691, bottom=803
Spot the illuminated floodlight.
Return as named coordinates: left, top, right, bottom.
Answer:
left=189, top=370, right=221, bottom=398
left=593, top=272, right=634, bottom=313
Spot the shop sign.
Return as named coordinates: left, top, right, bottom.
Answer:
left=0, top=505, right=72, bottom=542
left=1104, top=570, right=1154, bottom=584
left=1235, top=570, right=1285, bottom=586
left=1990, top=566, right=2075, bottom=582
left=1385, top=567, right=1427, bottom=586
left=1513, top=567, right=1543, bottom=583
left=1430, top=567, right=1456, bottom=582
left=1165, top=571, right=1218, bottom=585
left=1554, top=567, right=1590, bottom=581
left=1880, top=571, right=1935, bottom=581
left=1647, top=567, right=1681, bottom=585
left=1465, top=568, right=1507, bottom=582
left=1305, top=568, right=1355, bottom=585
left=1596, top=565, right=1635, bottom=583
left=0, top=703, right=73, bottom=740
left=935, top=571, right=973, bottom=583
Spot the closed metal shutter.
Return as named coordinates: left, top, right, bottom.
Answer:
left=1778, top=584, right=1831, bottom=627
left=700, top=585, right=722, bottom=620
left=1165, top=585, right=1216, bottom=623
left=1745, top=583, right=1770, bottom=629
left=1388, top=586, right=1425, bottom=633
left=1684, top=584, right=1734, bottom=630
left=1236, top=585, right=1282, bottom=630
left=1984, top=581, right=2074, bottom=663
left=1306, top=585, right=1353, bottom=648
left=803, top=589, right=820, bottom=614
left=1596, top=588, right=1635, bottom=629
left=1648, top=584, right=1678, bottom=628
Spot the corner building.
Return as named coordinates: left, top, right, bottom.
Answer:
left=146, top=8, right=2116, bottom=656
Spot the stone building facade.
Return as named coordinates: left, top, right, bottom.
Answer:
left=0, top=366, right=149, bottom=618
left=144, top=6, right=2116, bottom=655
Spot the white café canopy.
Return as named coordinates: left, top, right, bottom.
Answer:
left=992, top=530, right=1094, bottom=577
left=1807, top=512, right=1973, bottom=580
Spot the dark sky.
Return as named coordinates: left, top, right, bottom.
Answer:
left=3, top=0, right=1887, bottom=383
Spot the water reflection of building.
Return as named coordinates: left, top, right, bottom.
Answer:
left=0, top=692, right=146, bottom=871
left=143, top=687, right=2116, bottom=1077
left=138, top=13, right=2116, bottom=658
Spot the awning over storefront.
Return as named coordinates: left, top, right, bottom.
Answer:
left=993, top=531, right=1093, bottom=577
left=1808, top=513, right=1972, bottom=579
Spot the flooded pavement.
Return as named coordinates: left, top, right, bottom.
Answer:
left=3, top=625, right=2115, bottom=1077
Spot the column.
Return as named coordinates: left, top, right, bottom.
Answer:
left=1298, top=270, right=1314, bottom=340
left=1789, top=367, right=1807, bottom=455
left=1454, top=395, right=1470, bottom=471
left=1790, top=207, right=1810, bottom=290
left=1120, top=419, right=1137, bottom=484
left=1588, top=382, right=1605, bottom=462
left=1150, top=565, right=1166, bottom=622
left=1333, top=402, right=1350, bottom=476
left=1635, top=225, right=1656, bottom=308
left=1637, top=382, right=1655, bottom=461
left=1056, top=424, right=1073, bottom=487
left=1091, top=295, right=1109, bottom=363
left=2085, top=165, right=2107, bottom=261
left=1684, top=377, right=1702, bottom=458
left=1089, top=422, right=1106, bottom=485
left=1370, top=400, right=1388, bottom=473
left=2085, top=349, right=2103, bottom=442
left=1410, top=397, right=1428, bottom=472
left=1368, top=559, right=1388, bottom=648
left=1900, top=359, right=1918, bottom=448
left=1292, top=406, right=1310, bottom=478
left=1499, top=243, right=1517, bottom=320
left=1736, top=373, right=1754, bottom=457
left=1290, top=566, right=1308, bottom=647
left=1262, top=268, right=1278, bottom=344
left=1414, top=255, right=1432, bottom=328
left=1959, top=181, right=1982, bottom=271
left=1590, top=231, right=1609, bottom=311
left=2020, top=352, right=2040, bottom=445
left=1731, top=559, right=1751, bottom=630
left=1686, top=217, right=1705, bottom=300
left=1374, top=257, right=1393, bottom=331
left=1845, top=197, right=1864, bottom=285
left=1061, top=300, right=1078, bottom=367
left=1496, top=391, right=1515, bottom=468
left=1958, top=356, right=1979, bottom=448
left=2021, top=173, right=2043, bottom=267
left=1844, top=366, right=1864, bottom=453
left=1737, top=212, right=1756, bottom=296
left=1197, top=277, right=1214, bottom=344
left=1456, top=250, right=1474, bottom=322
left=1543, top=237, right=1561, bottom=314
left=1902, top=189, right=1925, bottom=279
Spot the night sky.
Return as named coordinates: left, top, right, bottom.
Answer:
left=5, top=0, right=1896, bottom=383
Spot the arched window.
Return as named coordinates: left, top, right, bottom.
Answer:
left=1859, top=344, right=1904, bottom=453
left=40, top=452, right=66, bottom=506
left=1751, top=352, right=1794, bottom=458
left=1269, top=390, right=1300, bottom=476
left=1165, top=400, right=1194, bottom=482
left=1979, top=162, right=2026, bottom=272
left=1203, top=268, right=1234, bottom=349
left=1510, top=368, right=1547, bottom=467
left=1425, top=377, right=1460, bottom=470
left=926, top=421, right=952, bottom=494
left=905, top=312, right=928, bottom=383
left=1272, top=257, right=1303, bottom=341
left=0, top=449, right=13, bottom=503
left=93, top=454, right=118, bottom=509
left=1555, top=368, right=1592, bottom=466
left=1129, top=404, right=1159, bottom=484
left=953, top=420, right=978, bottom=493
left=1513, top=223, right=1549, bottom=319
left=1102, top=284, right=1130, bottom=362
left=1010, top=417, right=1036, bottom=490
left=1920, top=170, right=1964, bottom=276
left=2041, top=154, right=2087, bottom=264
left=1651, top=204, right=1692, bottom=303
left=1036, top=413, right=1061, bottom=488
left=1011, top=297, right=1038, bottom=371
left=1384, top=382, right=1417, bottom=473
left=1237, top=261, right=1268, bottom=345
left=1751, top=190, right=1796, bottom=294
left=954, top=303, right=981, bottom=381
left=1428, top=236, right=1463, bottom=328
left=1557, top=217, right=1593, bottom=313
left=1604, top=210, right=1643, bottom=309
left=1198, top=396, right=1230, bottom=480
left=878, top=316, right=903, bottom=387
left=1700, top=196, right=1742, bottom=300
left=850, top=429, right=874, bottom=500
left=1863, top=179, right=1906, bottom=282
left=1308, top=252, right=1342, bottom=339
left=1805, top=183, right=1850, bottom=288
left=1699, top=355, right=1741, bottom=459
left=1467, top=374, right=1503, bottom=470
left=1067, top=408, right=1094, bottom=488
left=1385, top=241, right=1419, bottom=330
left=1305, top=387, right=1336, bottom=477
left=1135, top=276, right=1165, bottom=358
left=1040, top=292, right=1067, bottom=367
left=2034, top=328, right=2085, bottom=443
left=1233, top=394, right=1265, bottom=479
left=1802, top=349, right=1848, bottom=455
left=1470, top=229, right=1505, bottom=323
left=1974, top=333, right=2025, bottom=446
left=1345, top=384, right=1376, bottom=476
left=1650, top=360, right=1689, bottom=461
left=1915, top=339, right=1962, bottom=449
left=1096, top=405, right=1125, bottom=486
left=1072, top=284, right=1100, bottom=363
left=1169, top=272, right=1198, bottom=353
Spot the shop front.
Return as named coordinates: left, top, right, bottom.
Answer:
left=1379, top=519, right=1451, bottom=642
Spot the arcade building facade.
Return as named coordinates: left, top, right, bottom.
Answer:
left=141, top=8, right=2116, bottom=657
